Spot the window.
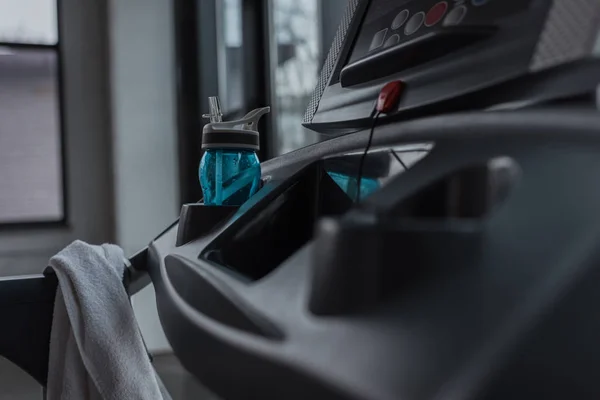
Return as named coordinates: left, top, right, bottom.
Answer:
left=272, top=0, right=321, bottom=155
left=0, top=0, right=64, bottom=224
left=174, top=0, right=348, bottom=203
left=0, top=0, right=58, bottom=44
left=217, top=0, right=244, bottom=115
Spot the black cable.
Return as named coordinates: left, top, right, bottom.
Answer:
left=356, top=111, right=381, bottom=203
left=390, top=150, right=408, bottom=171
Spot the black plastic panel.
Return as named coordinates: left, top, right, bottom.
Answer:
left=309, top=0, right=550, bottom=129
left=305, top=0, right=600, bottom=134
left=341, top=26, right=495, bottom=87
left=347, top=0, right=531, bottom=65
left=0, top=274, right=56, bottom=386
left=176, top=204, right=238, bottom=247
left=203, top=163, right=352, bottom=281
left=165, top=254, right=283, bottom=338
left=144, top=110, right=600, bottom=400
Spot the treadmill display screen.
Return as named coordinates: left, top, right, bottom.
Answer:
left=347, top=0, right=532, bottom=65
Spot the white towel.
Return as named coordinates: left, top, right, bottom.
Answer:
left=46, top=240, right=171, bottom=400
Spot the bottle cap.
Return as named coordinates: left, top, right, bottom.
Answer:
left=202, top=98, right=270, bottom=151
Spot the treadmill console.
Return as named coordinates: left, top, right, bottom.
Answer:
left=125, top=2, right=600, bottom=400
left=304, top=0, right=600, bottom=130
left=345, top=0, right=531, bottom=77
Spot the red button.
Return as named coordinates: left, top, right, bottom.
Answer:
left=377, top=81, right=405, bottom=113
left=425, top=2, right=448, bottom=27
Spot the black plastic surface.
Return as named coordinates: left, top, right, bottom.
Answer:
left=304, top=0, right=600, bottom=133
left=308, top=214, right=384, bottom=316
left=142, top=109, right=600, bottom=400
left=391, top=160, right=517, bottom=219
left=309, top=214, right=482, bottom=316
left=176, top=204, right=239, bottom=247
left=165, top=254, right=283, bottom=338
left=346, top=0, right=531, bottom=65
left=201, top=130, right=260, bottom=151
left=340, top=27, right=495, bottom=87
left=203, top=163, right=352, bottom=281
left=0, top=273, right=56, bottom=386
left=307, top=157, right=517, bottom=316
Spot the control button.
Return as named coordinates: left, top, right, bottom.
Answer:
left=443, top=5, right=468, bottom=26
left=405, top=12, right=425, bottom=36
left=391, top=10, right=410, bottom=30
left=425, top=2, right=448, bottom=27
left=383, top=34, right=400, bottom=48
left=471, top=0, right=490, bottom=5
left=369, top=28, right=388, bottom=51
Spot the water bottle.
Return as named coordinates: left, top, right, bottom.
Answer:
left=199, top=97, right=270, bottom=206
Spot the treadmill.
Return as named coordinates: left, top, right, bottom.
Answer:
left=4, top=0, right=600, bottom=399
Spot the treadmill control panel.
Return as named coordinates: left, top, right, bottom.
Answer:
left=348, top=0, right=531, bottom=65
left=305, top=0, right=600, bottom=132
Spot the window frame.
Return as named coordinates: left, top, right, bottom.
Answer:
left=174, top=0, right=346, bottom=204
left=174, top=0, right=276, bottom=204
left=0, top=0, right=68, bottom=229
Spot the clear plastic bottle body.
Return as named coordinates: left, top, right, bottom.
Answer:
left=199, top=149, right=261, bottom=206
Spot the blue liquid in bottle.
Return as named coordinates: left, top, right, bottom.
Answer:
left=200, top=97, right=268, bottom=206
left=327, top=171, right=380, bottom=201
left=200, top=149, right=261, bottom=206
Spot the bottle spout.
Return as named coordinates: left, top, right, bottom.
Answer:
left=203, top=105, right=270, bottom=134
left=241, top=107, right=271, bottom=131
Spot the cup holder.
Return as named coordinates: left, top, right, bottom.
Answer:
left=203, top=162, right=353, bottom=281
